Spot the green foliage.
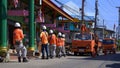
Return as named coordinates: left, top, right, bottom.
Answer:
left=0, top=50, right=7, bottom=57
left=117, top=39, right=120, bottom=46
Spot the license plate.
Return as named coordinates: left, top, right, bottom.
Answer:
left=79, top=49, right=84, bottom=52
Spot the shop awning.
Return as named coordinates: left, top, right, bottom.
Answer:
left=43, top=0, right=74, bottom=22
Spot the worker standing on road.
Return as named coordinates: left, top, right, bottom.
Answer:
left=40, top=25, right=49, bottom=59
left=94, top=33, right=99, bottom=56
left=13, top=22, right=28, bottom=62
left=48, top=30, right=57, bottom=59
left=61, top=34, right=66, bottom=57
left=56, top=32, right=62, bottom=58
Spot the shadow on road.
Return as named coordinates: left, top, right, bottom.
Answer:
left=106, top=63, right=120, bottom=68
left=67, top=53, right=120, bottom=62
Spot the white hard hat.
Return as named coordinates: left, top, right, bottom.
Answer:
left=15, top=22, right=21, bottom=27
left=62, top=34, right=65, bottom=38
left=49, top=30, right=53, bottom=34
left=58, top=32, right=62, bottom=36
left=42, top=25, right=46, bottom=30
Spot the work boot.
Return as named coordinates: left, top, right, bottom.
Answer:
left=23, top=57, right=28, bottom=62
left=41, top=56, right=45, bottom=59
left=0, top=56, right=4, bottom=62
left=63, top=54, right=66, bottom=57
left=58, top=55, right=61, bottom=58
left=50, top=56, right=53, bottom=59
left=46, top=56, right=49, bottom=59
left=18, top=57, right=21, bottom=62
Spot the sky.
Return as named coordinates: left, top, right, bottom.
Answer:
left=52, top=0, right=120, bottom=31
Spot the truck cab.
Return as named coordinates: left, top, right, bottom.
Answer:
left=102, top=38, right=117, bottom=55
left=71, top=32, right=97, bottom=57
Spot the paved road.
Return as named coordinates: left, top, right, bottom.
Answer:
left=0, top=52, right=120, bottom=68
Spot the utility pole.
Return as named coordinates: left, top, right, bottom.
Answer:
left=116, top=7, right=120, bottom=40
left=81, top=0, right=85, bottom=24
left=103, top=19, right=104, bottom=39
left=116, top=7, right=120, bottom=50
left=116, top=7, right=120, bottom=26
left=94, top=0, right=98, bottom=33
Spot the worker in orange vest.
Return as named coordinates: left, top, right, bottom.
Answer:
left=40, top=25, right=49, bottom=59
left=61, top=34, right=66, bottom=57
left=56, top=32, right=63, bottom=58
left=80, top=24, right=88, bottom=34
left=13, top=22, right=28, bottom=62
left=48, top=30, right=57, bottom=59
left=94, top=33, right=99, bottom=56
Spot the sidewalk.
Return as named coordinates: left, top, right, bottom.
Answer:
left=9, top=49, right=38, bottom=62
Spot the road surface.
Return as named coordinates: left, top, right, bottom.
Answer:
left=0, top=52, right=120, bottom=68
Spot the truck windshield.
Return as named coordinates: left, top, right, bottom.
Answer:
left=102, top=40, right=114, bottom=44
left=74, top=33, right=91, bottom=40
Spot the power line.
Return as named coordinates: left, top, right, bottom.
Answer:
left=85, top=0, right=95, bottom=12
left=98, top=0, right=117, bottom=22
left=107, top=0, right=115, bottom=8
left=99, top=0, right=115, bottom=13
left=54, top=0, right=94, bottom=21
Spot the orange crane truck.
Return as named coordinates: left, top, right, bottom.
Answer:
left=102, top=38, right=117, bottom=55
left=71, top=24, right=101, bottom=57
left=71, top=32, right=98, bottom=57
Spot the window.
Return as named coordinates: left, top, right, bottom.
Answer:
left=102, top=40, right=114, bottom=44
left=74, top=33, right=92, bottom=40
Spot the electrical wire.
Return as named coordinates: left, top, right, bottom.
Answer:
left=107, top=0, right=115, bottom=8
left=54, top=0, right=94, bottom=21
left=97, top=0, right=118, bottom=28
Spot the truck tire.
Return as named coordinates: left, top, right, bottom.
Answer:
left=92, top=52, right=96, bottom=57
left=113, top=50, right=116, bottom=54
left=74, top=52, right=78, bottom=56
left=113, top=48, right=116, bottom=54
left=104, top=51, right=107, bottom=55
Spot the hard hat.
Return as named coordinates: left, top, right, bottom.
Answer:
left=15, top=22, right=21, bottom=27
left=42, top=25, right=46, bottom=30
left=62, top=34, right=65, bottom=38
left=58, top=32, right=62, bottom=36
left=49, top=30, right=53, bottom=34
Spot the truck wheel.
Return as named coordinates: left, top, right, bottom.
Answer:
left=79, top=52, right=84, bottom=56
left=113, top=50, right=116, bottom=54
left=74, top=52, right=78, bottom=56
left=90, top=51, right=96, bottom=57
left=112, top=49, right=116, bottom=54
left=104, top=51, right=107, bottom=55
left=92, top=52, right=96, bottom=57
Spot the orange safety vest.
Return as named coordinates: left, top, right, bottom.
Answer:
left=56, top=38, right=62, bottom=46
left=61, top=38, right=65, bottom=46
left=48, top=34, right=56, bottom=45
left=80, top=24, right=88, bottom=33
left=40, top=31, right=48, bottom=44
left=13, top=28, right=24, bottom=45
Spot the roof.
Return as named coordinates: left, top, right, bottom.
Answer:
left=43, top=0, right=74, bottom=22
left=96, top=27, right=115, bottom=33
